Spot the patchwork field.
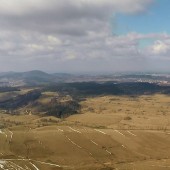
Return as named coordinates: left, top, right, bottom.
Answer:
left=0, top=94, right=170, bottom=170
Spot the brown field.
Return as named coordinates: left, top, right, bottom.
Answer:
left=0, top=94, right=170, bottom=170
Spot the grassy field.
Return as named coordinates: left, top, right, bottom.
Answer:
left=0, top=94, right=170, bottom=169
left=68, top=94, right=170, bottom=130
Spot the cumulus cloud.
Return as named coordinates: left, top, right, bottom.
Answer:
left=0, top=0, right=153, bottom=16
left=150, top=40, right=170, bottom=55
left=1, top=0, right=169, bottom=73
left=0, top=0, right=154, bottom=35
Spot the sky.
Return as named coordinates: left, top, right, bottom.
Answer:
left=0, top=0, right=170, bottom=73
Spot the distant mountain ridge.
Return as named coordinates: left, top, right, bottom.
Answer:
left=0, top=70, right=73, bottom=86
left=0, top=70, right=170, bottom=87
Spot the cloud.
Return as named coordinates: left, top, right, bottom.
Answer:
left=0, top=0, right=153, bottom=15
left=0, top=0, right=153, bottom=35
left=150, top=40, right=170, bottom=55
left=1, top=0, right=170, bottom=73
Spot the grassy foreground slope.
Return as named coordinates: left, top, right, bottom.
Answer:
left=0, top=94, right=170, bottom=170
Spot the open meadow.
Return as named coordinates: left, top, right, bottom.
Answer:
left=0, top=94, right=170, bottom=170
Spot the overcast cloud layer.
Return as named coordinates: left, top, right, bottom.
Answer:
left=0, top=0, right=169, bottom=73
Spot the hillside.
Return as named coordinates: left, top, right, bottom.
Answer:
left=0, top=94, right=170, bottom=170
left=0, top=80, right=170, bottom=169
